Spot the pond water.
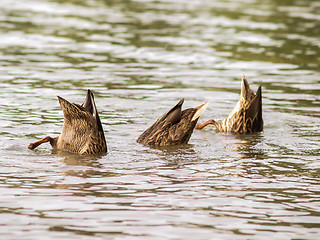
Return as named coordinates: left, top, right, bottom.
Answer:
left=1, top=0, right=320, bottom=239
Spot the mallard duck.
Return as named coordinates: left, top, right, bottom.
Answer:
left=196, top=75, right=263, bottom=134
left=28, top=90, right=107, bottom=155
left=137, top=99, right=208, bottom=146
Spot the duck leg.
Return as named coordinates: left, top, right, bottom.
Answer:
left=28, top=136, right=54, bottom=150
left=195, top=119, right=216, bottom=129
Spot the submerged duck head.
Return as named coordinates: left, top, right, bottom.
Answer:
left=137, top=99, right=208, bottom=146
left=29, top=90, right=107, bottom=155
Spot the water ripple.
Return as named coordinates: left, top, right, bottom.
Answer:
left=0, top=0, right=320, bottom=239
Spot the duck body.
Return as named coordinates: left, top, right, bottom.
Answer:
left=29, top=90, right=107, bottom=155
left=196, top=75, right=263, bottom=134
left=137, top=99, right=208, bottom=146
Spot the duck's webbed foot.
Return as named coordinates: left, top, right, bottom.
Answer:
left=195, top=119, right=216, bottom=129
left=28, top=136, right=54, bottom=150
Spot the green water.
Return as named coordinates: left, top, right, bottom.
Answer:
left=0, top=0, right=320, bottom=239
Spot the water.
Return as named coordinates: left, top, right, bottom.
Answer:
left=1, top=0, right=320, bottom=239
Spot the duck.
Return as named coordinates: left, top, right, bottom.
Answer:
left=137, top=99, right=208, bottom=146
left=196, top=75, right=263, bottom=134
left=28, top=90, right=107, bottom=155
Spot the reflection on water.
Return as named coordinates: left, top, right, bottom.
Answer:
left=1, top=0, right=320, bottom=239
left=233, top=134, right=266, bottom=160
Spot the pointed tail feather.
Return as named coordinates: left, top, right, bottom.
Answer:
left=57, top=96, right=85, bottom=120
left=245, top=86, right=263, bottom=131
left=82, top=89, right=94, bottom=114
left=191, top=101, right=209, bottom=122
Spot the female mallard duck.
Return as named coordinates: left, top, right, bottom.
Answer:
left=196, top=75, right=263, bottom=134
left=28, top=90, right=107, bottom=155
left=137, top=99, right=208, bottom=146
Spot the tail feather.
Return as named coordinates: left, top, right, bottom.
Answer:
left=245, top=86, right=263, bottom=132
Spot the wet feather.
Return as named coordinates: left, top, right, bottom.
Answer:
left=137, top=99, right=208, bottom=146
left=28, top=90, right=107, bottom=155
left=196, top=75, right=263, bottom=134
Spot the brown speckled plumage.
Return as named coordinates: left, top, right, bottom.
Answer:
left=196, top=75, right=263, bottom=134
left=29, top=90, right=107, bottom=155
left=137, top=99, right=208, bottom=146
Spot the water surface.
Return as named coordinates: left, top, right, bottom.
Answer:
left=0, top=0, right=320, bottom=239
